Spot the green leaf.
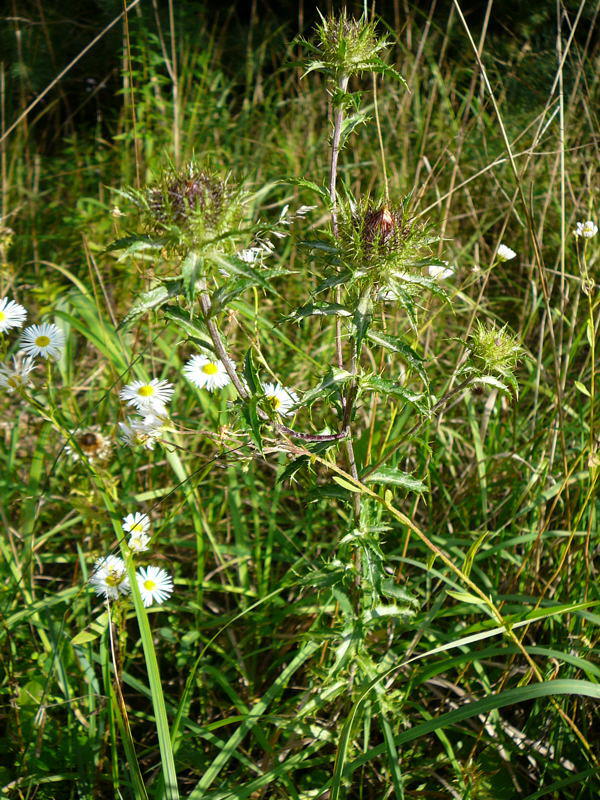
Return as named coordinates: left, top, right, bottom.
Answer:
left=243, top=349, right=261, bottom=395
left=300, top=367, right=353, bottom=408
left=181, top=251, right=204, bottom=303
left=315, top=270, right=352, bottom=294
left=71, top=611, right=109, bottom=646
left=364, top=467, right=427, bottom=493
left=574, top=380, right=591, bottom=398
left=446, top=589, right=488, bottom=606
left=118, top=279, right=184, bottom=329
left=162, top=305, right=213, bottom=350
left=333, top=475, right=362, bottom=493
left=353, top=290, right=373, bottom=358
left=284, top=302, right=352, bottom=322
left=284, top=177, right=330, bottom=203
left=239, top=397, right=263, bottom=453
left=105, top=234, right=162, bottom=258
left=366, top=328, right=427, bottom=382
left=361, top=376, right=427, bottom=412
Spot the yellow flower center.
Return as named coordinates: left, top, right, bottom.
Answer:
left=269, top=395, right=282, bottom=410
left=202, top=362, right=219, bottom=375
left=138, top=385, right=155, bottom=397
left=0, top=311, right=5, bottom=321
left=131, top=523, right=143, bottom=533
left=35, top=335, right=51, bottom=347
left=143, top=579, right=157, bottom=591
left=106, top=571, right=123, bottom=587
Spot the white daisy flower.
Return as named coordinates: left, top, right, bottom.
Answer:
left=496, top=244, right=516, bottom=262
left=128, top=532, right=151, bottom=553
left=0, top=354, right=36, bottom=392
left=136, top=565, right=173, bottom=607
left=119, top=378, right=174, bottom=413
left=66, top=427, right=112, bottom=464
left=90, top=555, right=130, bottom=600
left=428, top=262, right=454, bottom=280
left=183, top=354, right=231, bottom=392
left=0, top=297, right=27, bottom=333
left=118, top=414, right=165, bottom=449
left=19, top=322, right=65, bottom=360
left=574, top=220, right=598, bottom=239
left=122, top=512, right=150, bottom=535
left=263, top=381, right=299, bottom=417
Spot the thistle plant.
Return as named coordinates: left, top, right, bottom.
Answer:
left=104, top=12, right=524, bottom=647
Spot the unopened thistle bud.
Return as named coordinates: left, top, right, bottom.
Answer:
left=468, top=322, right=521, bottom=374
left=303, top=11, right=392, bottom=82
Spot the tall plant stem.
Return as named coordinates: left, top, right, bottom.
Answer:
left=328, top=74, right=361, bottom=519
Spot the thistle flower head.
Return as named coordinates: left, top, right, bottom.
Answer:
left=468, top=322, right=521, bottom=375
left=309, top=11, right=389, bottom=78
left=132, top=163, right=246, bottom=254
left=336, top=198, right=435, bottom=288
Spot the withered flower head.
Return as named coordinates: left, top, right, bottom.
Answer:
left=66, top=427, right=113, bottom=465
left=138, top=163, right=246, bottom=254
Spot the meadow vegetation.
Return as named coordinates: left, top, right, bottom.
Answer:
left=0, top=2, right=598, bottom=798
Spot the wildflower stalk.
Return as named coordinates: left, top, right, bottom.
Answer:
left=198, top=289, right=249, bottom=399
left=327, top=74, right=362, bottom=518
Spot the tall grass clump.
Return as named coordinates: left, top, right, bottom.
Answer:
left=0, top=3, right=599, bottom=799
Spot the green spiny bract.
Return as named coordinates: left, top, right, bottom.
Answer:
left=336, top=197, right=437, bottom=292
left=468, top=322, right=522, bottom=374
left=129, top=164, right=247, bottom=256
left=303, top=11, right=395, bottom=82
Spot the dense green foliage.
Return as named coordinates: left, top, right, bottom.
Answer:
left=1, top=2, right=598, bottom=799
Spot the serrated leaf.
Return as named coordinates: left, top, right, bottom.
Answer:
left=243, top=350, right=260, bottom=395
left=162, top=305, right=213, bottom=350
left=353, top=290, right=373, bottom=358
left=106, top=234, right=162, bottom=257
left=380, top=579, right=418, bottom=605
left=118, top=279, right=184, bottom=329
left=284, top=302, right=352, bottom=323
left=473, top=375, right=509, bottom=392
left=366, top=328, right=427, bottom=382
left=181, top=251, right=203, bottom=303
left=315, top=270, right=352, bottom=294
left=340, top=110, right=370, bottom=150
left=300, top=367, right=353, bottom=408
left=284, top=178, right=330, bottom=203
left=361, top=376, right=427, bottom=412
left=239, top=397, right=263, bottom=453
left=277, top=455, right=310, bottom=484
left=362, top=604, right=416, bottom=623
left=364, top=467, right=427, bottom=493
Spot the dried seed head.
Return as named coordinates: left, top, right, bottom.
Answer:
left=67, top=427, right=113, bottom=464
